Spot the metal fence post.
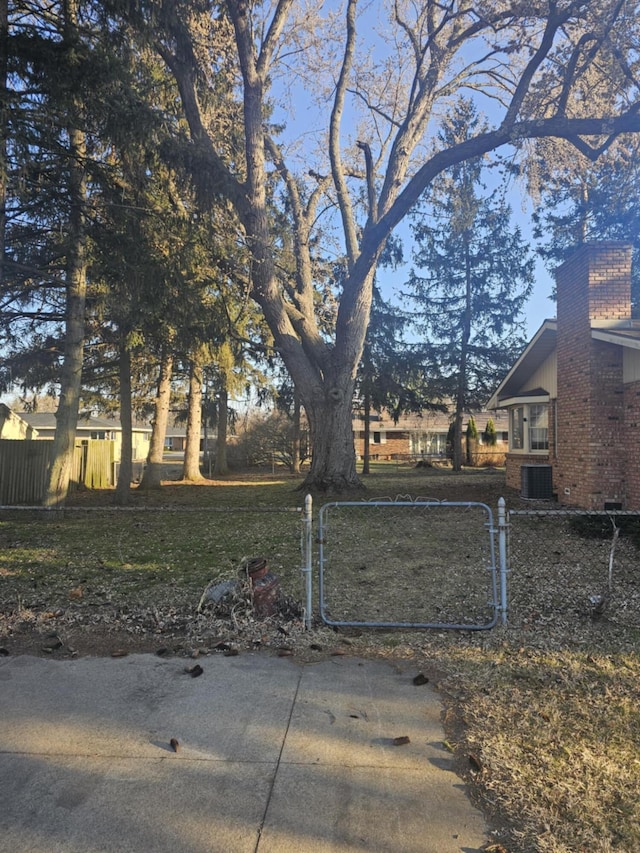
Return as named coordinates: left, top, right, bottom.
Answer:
left=302, top=493, right=313, bottom=629
left=498, top=497, right=508, bottom=625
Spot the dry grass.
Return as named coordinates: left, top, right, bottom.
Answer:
left=2, top=464, right=640, bottom=852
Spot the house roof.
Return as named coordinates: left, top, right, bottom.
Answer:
left=16, top=412, right=151, bottom=433
left=487, top=317, right=640, bottom=409
left=486, top=319, right=557, bottom=409
left=591, top=322, right=640, bottom=350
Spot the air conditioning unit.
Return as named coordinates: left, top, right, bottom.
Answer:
left=521, top=464, right=553, bottom=500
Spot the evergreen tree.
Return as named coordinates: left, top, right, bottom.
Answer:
left=404, top=100, right=534, bottom=471
left=357, top=283, right=445, bottom=474
left=531, top=136, right=640, bottom=312
left=484, top=417, right=497, bottom=447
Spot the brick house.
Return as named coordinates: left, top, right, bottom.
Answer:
left=352, top=408, right=509, bottom=462
left=487, top=242, right=640, bottom=509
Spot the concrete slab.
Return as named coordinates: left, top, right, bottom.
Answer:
left=0, top=755, right=273, bottom=853
left=0, top=653, right=487, bottom=853
left=0, top=652, right=300, bottom=760
left=262, top=658, right=485, bottom=852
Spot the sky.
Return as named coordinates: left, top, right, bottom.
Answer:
left=522, top=254, right=556, bottom=336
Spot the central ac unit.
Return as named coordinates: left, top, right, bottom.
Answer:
left=521, top=464, right=553, bottom=500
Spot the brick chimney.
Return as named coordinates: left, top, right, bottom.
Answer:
left=555, top=242, right=632, bottom=509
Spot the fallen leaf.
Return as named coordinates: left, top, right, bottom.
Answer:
left=469, top=753, right=483, bottom=773
left=393, top=735, right=411, bottom=746
left=170, top=738, right=179, bottom=752
left=185, top=664, right=203, bottom=677
left=68, top=586, right=84, bottom=600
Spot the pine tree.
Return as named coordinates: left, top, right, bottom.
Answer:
left=404, top=100, right=534, bottom=471
left=532, top=136, right=640, bottom=312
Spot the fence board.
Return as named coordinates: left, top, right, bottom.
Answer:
left=0, top=440, right=53, bottom=504
left=0, top=439, right=115, bottom=504
left=84, top=439, right=114, bottom=488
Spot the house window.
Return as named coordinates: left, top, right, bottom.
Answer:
left=510, top=407, right=524, bottom=450
left=373, top=431, right=381, bottom=444
left=509, top=403, right=548, bottom=453
left=529, top=404, right=549, bottom=451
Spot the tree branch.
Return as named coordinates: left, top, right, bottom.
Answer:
left=357, top=140, right=378, bottom=224
left=156, top=43, right=245, bottom=214
left=264, top=134, right=330, bottom=368
left=329, top=0, right=359, bottom=269
left=255, top=0, right=294, bottom=80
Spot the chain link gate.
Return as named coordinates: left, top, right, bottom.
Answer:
left=317, top=499, right=504, bottom=630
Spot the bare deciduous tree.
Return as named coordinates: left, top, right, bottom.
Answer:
left=157, top=0, right=640, bottom=491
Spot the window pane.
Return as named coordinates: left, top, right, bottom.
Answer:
left=510, top=407, right=524, bottom=450
left=529, top=404, right=548, bottom=450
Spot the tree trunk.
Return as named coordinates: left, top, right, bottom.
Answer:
left=290, top=392, right=301, bottom=474
left=139, top=350, right=173, bottom=490
left=0, top=0, right=7, bottom=286
left=43, top=37, right=87, bottom=507
left=182, top=361, right=204, bottom=481
left=362, top=389, right=371, bottom=475
left=114, top=341, right=133, bottom=506
left=452, top=240, right=473, bottom=473
left=300, top=382, right=362, bottom=493
left=452, top=409, right=464, bottom=473
left=213, top=387, right=228, bottom=475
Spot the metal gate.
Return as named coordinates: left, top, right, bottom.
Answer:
left=318, top=499, right=503, bottom=630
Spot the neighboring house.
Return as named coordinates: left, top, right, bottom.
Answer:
left=352, top=408, right=509, bottom=461
left=14, top=412, right=152, bottom=463
left=487, top=241, right=640, bottom=510
left=164, top=426, right=215, bottom=453
left=0, top=405, right=37, bottom=439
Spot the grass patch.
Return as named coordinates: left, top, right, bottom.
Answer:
left=1, top=466, right=640, bottom=852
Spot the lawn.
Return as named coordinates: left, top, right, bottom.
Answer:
left=1, top=463, right=640, bottom=852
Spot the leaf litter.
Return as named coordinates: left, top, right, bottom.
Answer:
left=2, top=469, right=640, bottom=851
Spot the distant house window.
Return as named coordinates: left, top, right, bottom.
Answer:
left=373, top=432, right=381, bottom=444
left=509, top=403, right=548, bottom=453
left=410, top=432, right=446, bottom=456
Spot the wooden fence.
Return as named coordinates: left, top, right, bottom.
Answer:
left=0, top=439, right=115, bottom=504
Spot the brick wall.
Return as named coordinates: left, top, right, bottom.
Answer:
left=624, top=379, right=640, bottom=507
left=354, top=431, right=411, bottom=460
left=555, top=243, right=632, bottom=509
left=505, top=452, right=551, bottom=490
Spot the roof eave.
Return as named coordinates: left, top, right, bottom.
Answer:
left=487, top=319, right=557, bottom=409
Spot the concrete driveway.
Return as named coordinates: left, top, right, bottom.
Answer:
left=0, top=653, right=488, bottom=852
